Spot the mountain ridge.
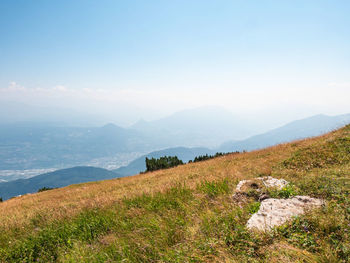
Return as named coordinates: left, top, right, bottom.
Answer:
left=0, top=166, right=121, bottom=200
left=219, top=113, right=350, bottom=152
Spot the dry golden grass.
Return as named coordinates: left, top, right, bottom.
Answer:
left=263, top=242, right=320, bottom=263
left=0, top=127, right=343, bottom=230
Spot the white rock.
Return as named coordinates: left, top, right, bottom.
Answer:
left=235, top=176, right=289, bottom=192
left=246, top=196, right=324, bottom=231
left=260, top=176, right=289, bottom=189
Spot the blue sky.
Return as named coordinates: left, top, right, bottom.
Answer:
left=0, top=0, right=349, bottom=125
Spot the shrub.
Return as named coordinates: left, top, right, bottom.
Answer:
left=38, top=187, right=55, bottom=192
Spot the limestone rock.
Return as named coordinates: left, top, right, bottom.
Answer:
left=246, top=196, right=324, bottom=231
left=233, top=176, right=289, bottom=202
left=235, top=176, right=289, bottom=192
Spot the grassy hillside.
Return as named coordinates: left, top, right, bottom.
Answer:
left=0, top=125, right=349, bottom=262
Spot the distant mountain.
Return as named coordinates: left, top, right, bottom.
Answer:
left=2, top=108, right=349, bottom=172
left=114, top=147, right=214, bottom=176
left=0, top=107, right=261, bottom=170
left=0, top=166, right=121, bottom=200
left=130, top=106, right=258, bottom=148
left=219, top=113, right=350, bottom=152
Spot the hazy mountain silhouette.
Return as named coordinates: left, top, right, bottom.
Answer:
left=0, top=107, right=257, bottom=170
left=130, top=106, right=258, bottom=148
left=219, top=113, right=350, bottom=152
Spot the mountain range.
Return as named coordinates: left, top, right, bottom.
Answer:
left=0, top=106, right=260, bottom=170
left=130, top=106, right=259, bottom=147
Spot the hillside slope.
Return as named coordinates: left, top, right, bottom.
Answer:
left=0, top=166, right=121, bottom=200
left=0, top=125, right=349, bottom=262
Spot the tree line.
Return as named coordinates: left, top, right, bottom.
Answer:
left=145, top=156, right=184, bottom=172
left=188, top=151, right=240, bottom=163
left=145, top=151, right=241, bottom=172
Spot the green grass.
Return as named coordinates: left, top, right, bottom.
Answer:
left=198, top=179, right=232, bottom=198
left=282, top=130, right=350, bottom=171
left=268, top=184, right=299, bottom=199
left=2, top=171, right=348, bottom=262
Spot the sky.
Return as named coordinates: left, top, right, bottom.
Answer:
left=0, top=0, right=349, bottom=126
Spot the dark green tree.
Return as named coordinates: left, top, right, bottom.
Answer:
left=190, top=151, right=240, bottom=163
left=145, top=156, right=183, bottom=172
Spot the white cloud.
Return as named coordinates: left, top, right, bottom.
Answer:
left=52, top=85, right=68, bottom=92
left=6, top=81, right=26, bottom=91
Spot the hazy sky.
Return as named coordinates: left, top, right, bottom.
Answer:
left=0, top=0, right=349, bottom=125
